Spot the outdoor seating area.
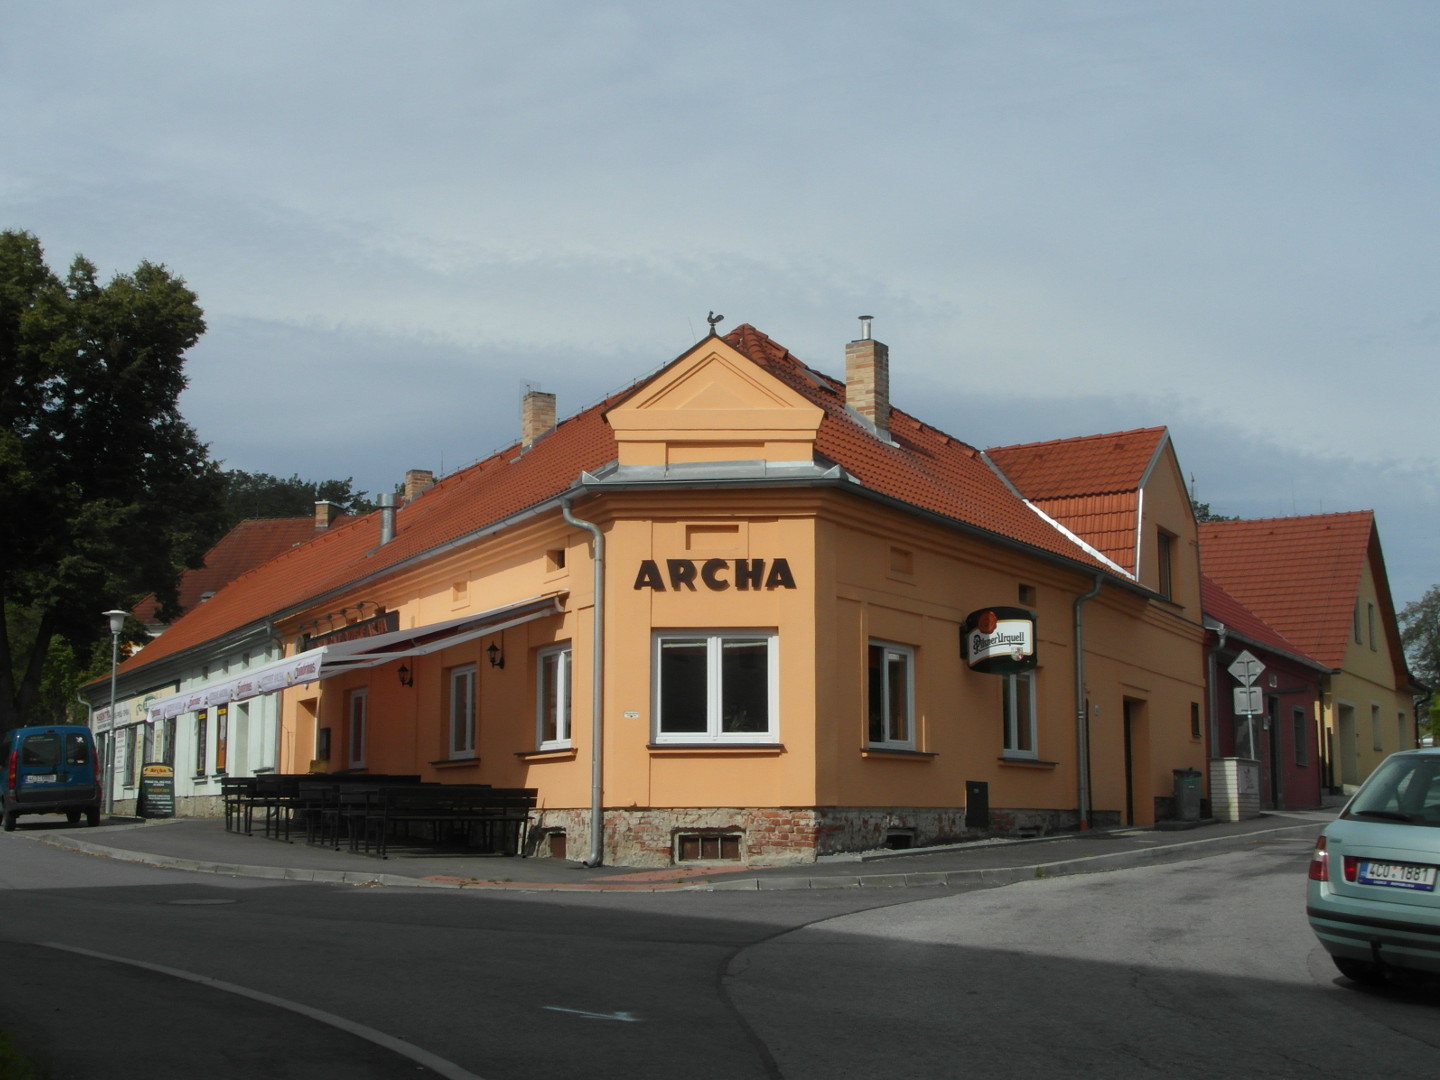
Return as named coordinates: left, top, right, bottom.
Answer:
left=220, top=774, right=536, bottom=858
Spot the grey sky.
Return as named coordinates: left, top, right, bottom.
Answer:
left=4, top=1, right=1436, bottom=607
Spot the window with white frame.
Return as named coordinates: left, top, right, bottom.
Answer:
left=654, top=632, right=776, bottom=744
left=347, top=688, right=368, bottom=768
left=867, top=641, right=915, bottom=750
left=537, top=645, right=572, bottom=749
left=1002, top=671, right=1037, bottom=757
left=447, top=664, right=476, bottom=758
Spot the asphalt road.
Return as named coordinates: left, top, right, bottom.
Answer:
left=1, top=821, right=1435, bottom=1079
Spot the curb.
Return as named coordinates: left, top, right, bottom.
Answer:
left=28, top=818, right=1326, bottom=894
left=699, top=820, right=1325, bottom=891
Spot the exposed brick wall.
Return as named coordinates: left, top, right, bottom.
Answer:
left=528, top=804, right=1093, bottom=867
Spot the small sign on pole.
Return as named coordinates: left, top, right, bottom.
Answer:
left=1233, top=686, right=1263, bottom=716
left=1227, top=650, right=1265, bottom=686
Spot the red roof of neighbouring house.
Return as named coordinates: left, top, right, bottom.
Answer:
left=1200, top=573, right=1324, bottom=669
left=983, top=427, right=1169, bottom=574
left=1198, top=512, right=1377, bottom=670
left=109, top=325, right=1143, bottom=684
left=131, top=517, right=345, bottom=629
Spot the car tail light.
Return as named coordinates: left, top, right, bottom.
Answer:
left=1309, top=836, right=1329, bottom=881
left=4, top=750, right=13, bottom=797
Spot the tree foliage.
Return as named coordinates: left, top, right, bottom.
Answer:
left=220, top=469, right=373, bottom=526
left=1400, top=584, right=1440, bottom=730
left=1191, top=499, right=1238, bottom=523
left=0, top=230, right=226, bottom=729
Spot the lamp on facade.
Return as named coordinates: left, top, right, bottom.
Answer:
left=103, top=609, right=129, bottom=815
left=397, top=663, right=413, bottom=688
left=486, top=642, right=504, bottom=669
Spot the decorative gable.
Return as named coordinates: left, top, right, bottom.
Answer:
left=606, top=338, right=825, bottom=467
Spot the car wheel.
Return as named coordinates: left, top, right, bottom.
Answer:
left=86, top=807, right=100, bottom=827
left=66, top=810, right=81, bottom=824
left=2, top=808, right=17, bottom=832
left=1334, top=956, right=1388, bottom=986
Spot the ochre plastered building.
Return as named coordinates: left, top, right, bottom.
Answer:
left=92, top=323, right=1211, bottom=866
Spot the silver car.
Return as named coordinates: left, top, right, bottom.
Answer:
left=1308, top=748, right=1440, bottom=985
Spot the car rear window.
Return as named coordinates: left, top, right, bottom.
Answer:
left=21, top=734, right=61, bottom=767
left=19, top=733, right=90, bottom=768
left=1344, top=756, right=1440, bottom=827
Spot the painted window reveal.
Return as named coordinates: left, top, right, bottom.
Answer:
left=654, top=633, right=776, bottom=743
left=538, top=646, right=572, bottom=749
left=347, top=688, right=368, bottom=769
left=193, top=710, right=207, bottom=776
left=867, top=642, right=915, bottom=750
left=215, top=704, right=228, bottom=773
left=1003, top=671, right=1037, bottom=757
left=448, top=664, right=476, bottom=758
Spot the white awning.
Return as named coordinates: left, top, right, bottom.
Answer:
left=143, top=593, right=566, bottom=722
left=315, top=593, right=566, bottom=676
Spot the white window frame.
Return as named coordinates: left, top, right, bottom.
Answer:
left=653, top=631, right=778, bottom=745
left=867, top=640, right=916, bottom=751
left=537, top=645, right=573, bottom=750
left=448, top=664, right=477, bottom=759
left=1002, top=671, right=1038, bottom=758
left=347, top=688, right=368, bottom=769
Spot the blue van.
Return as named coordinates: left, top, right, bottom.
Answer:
left=0, top=725, right=102, bottom=830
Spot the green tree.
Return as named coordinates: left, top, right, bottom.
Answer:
left=0, top=230, right=225, bottom=730
left=1400, top=584, right=1440, bottom=733
left=220, top=469, right=373, bottom=526
left=1191, top=499, right=1238, bottom=523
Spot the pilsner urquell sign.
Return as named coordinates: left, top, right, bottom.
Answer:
left=962, top=607, right=1037, bottom=674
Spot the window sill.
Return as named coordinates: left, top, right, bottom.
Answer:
left=860, top=747, right=936, bottom=760
left=998, top=756, right=1057, bottom=769
left=516, top=747, right=577, bottom=762
left=430, top=758, right=481, bottom=770
left=647, top=743, right=785, bottom=755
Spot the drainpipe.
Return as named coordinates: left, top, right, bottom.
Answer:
left=562, top=498, right=606, bottom=866
left=1074, top=574, right=1104, bottom=830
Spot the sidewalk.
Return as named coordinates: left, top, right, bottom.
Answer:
left=20, top=807, right=1334, bottom=893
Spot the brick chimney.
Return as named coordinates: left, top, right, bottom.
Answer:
left=314, top=501, right=342, bottom=530
left=403, top=469, right=436, bottom=502
left=522, top=388, right=557, bottom=448
left=845, top=315, right=889, bottom=437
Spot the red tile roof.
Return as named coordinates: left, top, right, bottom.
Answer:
left=986, top=427, right=1168, bottom=499
left=1200, top=574, right=1322, bottom=668
left=113, top=325, right=1136, bottom=683
left=1198, top=512, right=1376, bottom=669
left=131, top=517, right=343, bottom=628
left=982, top=428, right=1169, bottom=574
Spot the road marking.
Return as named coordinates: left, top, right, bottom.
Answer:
left=543, top=1006, right=643, bottom=1022
left=40, top=942, right=487, bottom=1080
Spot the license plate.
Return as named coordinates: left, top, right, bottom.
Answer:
left=23, top=774, right=56, bottom=785
left=1359, top=860, right=1437, bottom=891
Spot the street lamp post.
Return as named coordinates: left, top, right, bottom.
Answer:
left=103, top=609, right=129, bottom=815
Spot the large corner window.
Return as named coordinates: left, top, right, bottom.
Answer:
left=654, top=632, right=777, bottom=744
left=867, top=641, right=915, bottom=750
left=537, top=645, right=572, bottom=749
left=346, top=688, right=368, bottom=769
left=1003, top=671, right=1037, bottom=757
left=448, top=664, right=476, bottom=759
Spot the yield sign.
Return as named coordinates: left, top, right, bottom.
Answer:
left=1228, top=650, right=1265, bottom=686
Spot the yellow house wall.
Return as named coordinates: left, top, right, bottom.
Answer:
left=1325, top=555, right=1415, bottom=787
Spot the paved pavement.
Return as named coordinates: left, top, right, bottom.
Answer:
left=15, top=807, right=1335, bottom=893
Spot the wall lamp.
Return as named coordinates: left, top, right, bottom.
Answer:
left=486, top=642, right=505, bottom=669
left=397, top=663, right=413, bottom=688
